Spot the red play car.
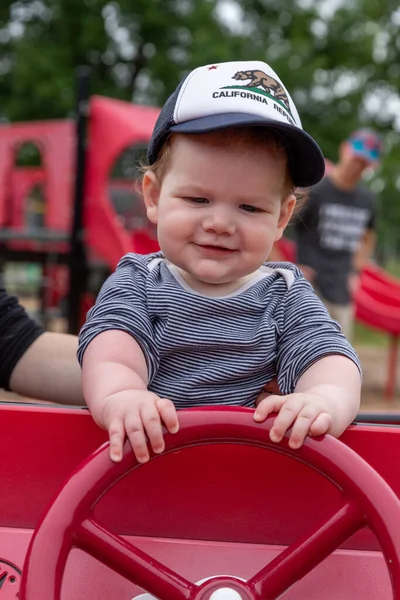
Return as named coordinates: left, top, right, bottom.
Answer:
left=0, top=401, right=399, bottom=599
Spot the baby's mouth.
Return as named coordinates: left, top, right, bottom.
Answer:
left=195, top=244, right=235, bottom=254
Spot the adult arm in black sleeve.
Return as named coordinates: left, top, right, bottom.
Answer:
left=0, top=289, right=85, bottom=404
left=0, top=288, right=44, bottom=390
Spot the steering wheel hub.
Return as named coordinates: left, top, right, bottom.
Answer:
left=209, top=588, right=243, bottom=599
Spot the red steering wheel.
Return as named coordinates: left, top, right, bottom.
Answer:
left=20, top=407, right=400, bottom=600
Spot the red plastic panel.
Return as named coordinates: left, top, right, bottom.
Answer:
left=1, top=404, right=400, bottom=547
left=1, top=404, right=400, bottom=600
left=0, top=528, right=392, bottom=600
left=0, top=528, right=391, bottom=600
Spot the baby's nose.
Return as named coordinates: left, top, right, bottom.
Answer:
left=203, top=209, right=236, bottom=235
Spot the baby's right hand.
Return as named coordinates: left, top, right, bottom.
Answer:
left=101, top=390, right=179, bottom=463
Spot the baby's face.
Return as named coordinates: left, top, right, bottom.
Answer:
left=143, top=132, right=295, bottom=294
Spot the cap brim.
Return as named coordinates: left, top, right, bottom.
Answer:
left=170, top=113, right=325, bottom=188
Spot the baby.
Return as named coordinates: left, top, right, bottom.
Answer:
left=78, top=60, right=361, bottom=463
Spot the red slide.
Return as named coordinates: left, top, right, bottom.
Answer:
left=274, top=237, right=400, bottom=397
left=85, top=96, right=161, bottom=268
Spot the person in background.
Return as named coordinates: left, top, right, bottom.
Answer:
left=294, top=129, right=382, bottom=339
left=0, top=288, right=84, bottom=404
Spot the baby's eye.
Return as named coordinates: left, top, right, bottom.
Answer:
left=240, top=204, right=262, bottom=213
left=185, top=197, right=209, bottom=204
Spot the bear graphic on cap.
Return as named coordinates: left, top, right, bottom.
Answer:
left=232, top=69, right=290, bottom=111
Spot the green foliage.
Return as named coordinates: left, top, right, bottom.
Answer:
left=353, top=321, right=390, bottom=347
left=1, top=0, right=399, bottom=256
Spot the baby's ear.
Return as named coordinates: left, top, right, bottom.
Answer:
left=142, top=171, right=160, bottom=224
left=275, top=194, right=296, bottom=242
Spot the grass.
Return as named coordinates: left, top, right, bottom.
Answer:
left=353, top=258, right=400, bottom=347
left=353, top=322, right=390, bottom=347
left=384, top=259, right=400, bottom=279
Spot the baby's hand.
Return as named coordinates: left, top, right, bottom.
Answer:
left=101, top=390, right=179, bottom=463
left=254, top=393, right=334, bottom=449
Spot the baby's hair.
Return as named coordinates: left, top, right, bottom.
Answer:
left=139, top=127, right=307, bottom=213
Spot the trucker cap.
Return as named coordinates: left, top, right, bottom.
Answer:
left=348, top=129, right=383, bottom=163
left=147, top=60, right=325, bottom=188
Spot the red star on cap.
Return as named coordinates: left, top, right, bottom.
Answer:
left=208, top=65, right=218, bottom=70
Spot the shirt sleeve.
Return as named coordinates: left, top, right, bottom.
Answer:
left=275, top=269, right=361, bottom=394
left=0, top=288, right=44, bottom=391
left=77, top=255, right=159, bottom=381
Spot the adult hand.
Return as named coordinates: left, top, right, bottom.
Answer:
left=101, top=390, right=179, bottom=463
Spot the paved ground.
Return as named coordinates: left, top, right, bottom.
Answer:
left=355, top=344, right=400, bottom=409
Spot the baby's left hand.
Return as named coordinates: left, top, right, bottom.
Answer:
left=254, top=393, right=334, bottom=449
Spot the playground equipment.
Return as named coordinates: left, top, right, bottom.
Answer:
left=0, top=69, right=160, bottom=332
left=355, top=265, right=400, bottom=398
left=1, top=402, right=400, bottom=599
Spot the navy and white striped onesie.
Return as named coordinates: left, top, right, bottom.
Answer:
left=78, top=252, right=360, bottom=408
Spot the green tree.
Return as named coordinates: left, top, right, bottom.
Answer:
left=233, top=0, right=400, bottom=259
left=0, top=0, right=244, bottom=120
left=1, top=0, right=399, bottom=257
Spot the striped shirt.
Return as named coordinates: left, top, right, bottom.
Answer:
left=77, top=252, right=360, bottom=408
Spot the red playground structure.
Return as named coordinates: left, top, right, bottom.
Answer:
left=0, top=70, right=160, bottom=332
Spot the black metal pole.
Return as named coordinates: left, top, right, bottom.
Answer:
left=67, top=66, right=91, bottom=334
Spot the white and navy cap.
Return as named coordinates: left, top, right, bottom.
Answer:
left=148, top=60, right=325, bottom=188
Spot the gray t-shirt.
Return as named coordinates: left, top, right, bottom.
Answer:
left=78, top=253, right=360, bottom=408
left=295, top=177, right=376, bottom=305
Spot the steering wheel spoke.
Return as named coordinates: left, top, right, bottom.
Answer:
left=248, top=498, right=364, bottom=599
left=77, top=518, right=195, bottom=600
